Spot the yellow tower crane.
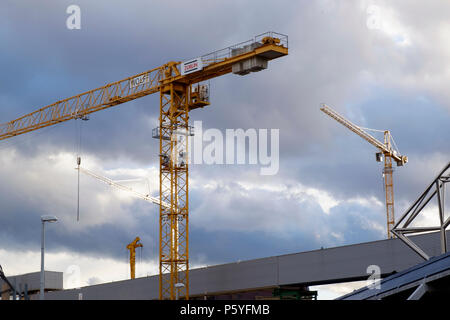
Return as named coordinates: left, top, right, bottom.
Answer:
left=0, top=32, right=288, bottom=299
left=320, top=104, right=408, bottom=239
left=126, top=237, right=143, bottom=280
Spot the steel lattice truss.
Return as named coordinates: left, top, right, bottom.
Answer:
left=159, top=82, right=190, bottom=300
left=392, top=162, right=450, bottom=260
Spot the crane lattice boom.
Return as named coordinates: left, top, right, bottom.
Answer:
left=76, top=166, right=171, bottom=209
left=0, top=32, right=287, bottom=141
left=320, top=103, right=407, bottom=239
left=320, top=104, right=407, bottom=165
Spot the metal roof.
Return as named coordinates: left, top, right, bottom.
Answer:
left=338, top=250, right=450, bottom=300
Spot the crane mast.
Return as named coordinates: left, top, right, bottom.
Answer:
left=320, top=104, right=407, bottom=239
left=0, top=32, right=288, bottom=299
left=126, top=237, right=143, bottom=279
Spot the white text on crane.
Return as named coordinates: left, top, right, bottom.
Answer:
left=129, top=73, right=150, bottom=89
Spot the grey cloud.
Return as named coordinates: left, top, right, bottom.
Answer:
left=0, top=0, right=449, bottom=272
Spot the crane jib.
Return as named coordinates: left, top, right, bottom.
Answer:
left=0, top=33, right=288, bottom=142
left=319, top=104, right=406, bottom=165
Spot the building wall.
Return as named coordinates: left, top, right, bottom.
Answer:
left=44, top=231, right=448, bottom=300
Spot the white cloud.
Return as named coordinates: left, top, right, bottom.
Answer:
left=310, top=280, right=367, bottom=300
left=366, top=3, right=412, bottom=46
left=0, top=148, right=161, bottom=232
left=190, top=171, right=386, bottom=241
left=0, top=248, right=158, bottom=289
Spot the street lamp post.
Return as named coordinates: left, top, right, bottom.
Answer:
left=40, top=215, right=58, bottom=300
left=175, top=283, right=185, bottom=300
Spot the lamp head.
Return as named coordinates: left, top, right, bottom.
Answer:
left=41, top=215, right=58, bottom=223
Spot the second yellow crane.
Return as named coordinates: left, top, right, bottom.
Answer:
left=320, top=104, right=408, bottom=239
left=126, top=237, right=143, bottom=280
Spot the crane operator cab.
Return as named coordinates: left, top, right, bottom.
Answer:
left=189, top=83, right=210, bottom=110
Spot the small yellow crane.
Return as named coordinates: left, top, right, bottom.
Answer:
left=320, top=104, right=408, bottom=239
left=126, top=237, right=143, bottom=279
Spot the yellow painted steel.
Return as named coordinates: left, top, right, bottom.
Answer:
left=0, top=66, right=164, bottom=141
left=126, top=237, right=143, bottom=279
left=0, top=33, right=288, bottom=299
left=159, top=80, right=190, bottom=300
left=0, top=40, right=287, bottom=141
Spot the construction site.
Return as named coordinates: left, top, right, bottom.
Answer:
left=1, top=2, right=450, bottom=303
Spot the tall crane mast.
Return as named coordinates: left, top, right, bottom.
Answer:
left=126, top=237, right=143, bottom=280
left=320, top=104, right=408, bottom=239
left=0, top=32, right=288, bottom=299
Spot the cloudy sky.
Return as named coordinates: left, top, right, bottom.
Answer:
left=0, top=0, right=449, bottom=299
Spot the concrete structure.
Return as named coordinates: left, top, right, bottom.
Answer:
left=38, top=230, right=448, bottom=300
left=0, top=271, right=62, bottom=300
